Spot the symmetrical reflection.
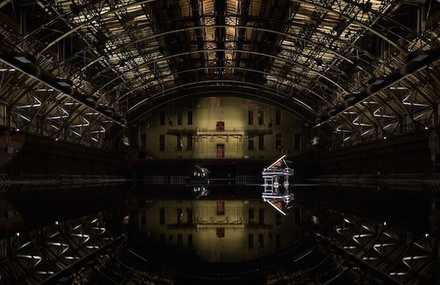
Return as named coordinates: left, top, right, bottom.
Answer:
left=0, top=181, right=127, bottom=284
left=137, top=198, right=301, bottom=263
left=0, top=175, right=438, bottom=284
left=261, top=155, right=295, bottom=216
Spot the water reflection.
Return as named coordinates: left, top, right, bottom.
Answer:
left=136, top=156, right=304, bottom=263
left=0, top=174, right=438, bottom=284
left=0, top=178, right=127, bottom=238
left=135, top=195, right=302, bottom=263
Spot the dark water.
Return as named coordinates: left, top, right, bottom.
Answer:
left=0, top=177, right=437, bottom=284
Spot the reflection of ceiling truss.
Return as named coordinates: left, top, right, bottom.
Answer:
left=0, top=213, right=122, bottom=284
left=0, top=0, right=440, bottom=148
left=322, top=212, right=440, bottom=284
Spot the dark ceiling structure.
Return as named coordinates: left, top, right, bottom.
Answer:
left=2, top=2, right=440, bottom=284
left=1, top=0, right=440, bottom=148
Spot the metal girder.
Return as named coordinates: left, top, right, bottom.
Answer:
left=0, top=0, right=439, bottom=149
left=289, top=0, right=409, bottom=54
left=316, top=46, right=440, bottom=126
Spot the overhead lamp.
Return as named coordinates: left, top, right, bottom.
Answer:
left=407, top=51, right=429, bottom=62
left=85, top=97, right=96, bottom=104
left=389, top=86, right=406, bottom=90
left=56, top=78, right=73, bottom=87
left=14, top=53, right=36, bottom=63
left=371, top=77, right=386, bottom=85
left=122, top=137, right=130, bottom=146
left=104, top=107, right=115, bottom=117
left=344, top=95, right=357, bottom=105
left=327, top=107, right=338, bottom=117
left=84, top=96, right=98, bottom=108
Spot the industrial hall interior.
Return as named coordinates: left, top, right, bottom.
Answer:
left=1, top=0, right=440, bottom=284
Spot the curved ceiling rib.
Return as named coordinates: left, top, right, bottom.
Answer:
left=126, top=79, right=318, bottom=119
left=36, top=0, right=157, bottom=55
left=290, top=0, right=412, bottom=54
left=0, top=0, right=439, bottom=148
left=317, top=46, right=440, bottom=124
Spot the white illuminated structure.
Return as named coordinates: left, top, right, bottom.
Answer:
left=262, top=155, right=294, bottom=215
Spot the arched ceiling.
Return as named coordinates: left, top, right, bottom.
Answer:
left=0, top=0, right=440, bottom=148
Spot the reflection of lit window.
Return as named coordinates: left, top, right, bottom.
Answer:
left=248, top=234, right=254, bottom=249
left=187, top=135, right=193, bottom=150
left=258, top=234, right=264, bottom=248
left=177, top=136, right=183, bottom=151
left=177, top=234, right=183, bottom=248
left=159, top=135, right=165, bottom=151
left=259, top=134, right=264, bottom=150
left=188, top=234, right=193, bottom=248
left=159, top=111, right=165, bottom=125
left=276, top=110, right=281, bottom=125
left=276, top=212, right=282, bottom=225
left=159, top=208, right=165, bottom=225
left=187, top=209, right=193, bottom=225
left=177, top=208, right=183, bottom=224
left=276, top=134, right=282, bottom=150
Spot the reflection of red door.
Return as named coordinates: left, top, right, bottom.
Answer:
left=216, top=201, right=225, bottom=215
left=216, top=144, right=225, bottom=158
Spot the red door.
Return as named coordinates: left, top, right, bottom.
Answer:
left=216, top=121, right=225, bottom=131
left=216, top=144, right=225, bottom=158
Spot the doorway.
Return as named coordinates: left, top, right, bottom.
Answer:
left=216, top=144, right=225, bottom=158
left=216, top=121, right=225, bottom=131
